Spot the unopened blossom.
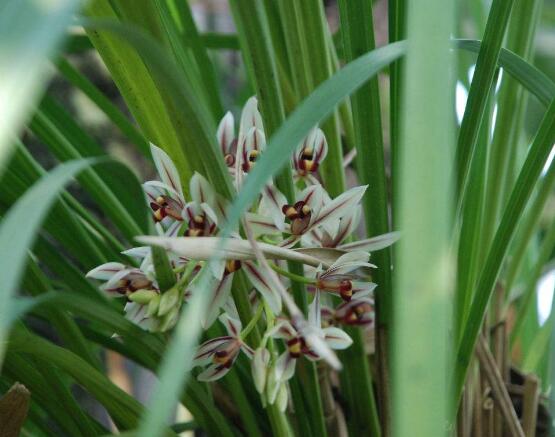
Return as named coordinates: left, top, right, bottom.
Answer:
left=315, top=251, right=377, bottom=302
left=192, top=313, right=254, bottom=381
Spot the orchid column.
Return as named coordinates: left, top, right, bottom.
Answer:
left=393, top=1, right=455, bottom=437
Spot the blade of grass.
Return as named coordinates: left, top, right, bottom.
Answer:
left=482, top=0, right=543, bottom=250
left=393, top=2, right=455, bottom=437
left=455, top=40, right=555, bottom=106
left=337, top=1, right=388, bottom=434
left=456, top=0, right=515, bottom=198
left=389, top=0, right=406, bottom=225
left=166, top=0, right=223, bottom=118
left=456, top=98, right=555, bottom=401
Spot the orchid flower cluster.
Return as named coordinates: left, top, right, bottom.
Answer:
left=86, top=97, right=398, bottom=411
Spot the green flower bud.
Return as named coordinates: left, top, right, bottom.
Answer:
left=158, top=287, right=179, bottom=316
left=128, top=289, right=158, bottom=305
left=146, top=294, right=161, bottom=318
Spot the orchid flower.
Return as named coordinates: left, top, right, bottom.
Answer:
left=292, top=127, right=328, bottom=185
left=315, top=251, right=377, bottom=302
left=86, top=262, right=156, bottom=297
left=192, top=313, right=254, bottom=382
left=144, top=144, right=186, bottom=227
left=216, top=111, right=237, bottom=170
left=270, top=292, right=352, bottom=383
left=86, top=261, right=165, bottom=331
left=321, top=297, right=376, bottom=329
left=260, top=184, right=367, bottom=248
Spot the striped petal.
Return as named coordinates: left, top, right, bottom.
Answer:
left=219, top=311, right=242, bottom=337
left=202, top=274, right=233, bottom=329
left=312, top=185, right=367, bottom=235
left=86, top=262, right=125, bottom=280
left=197, top=363, right=233, bottom=382
left=323, top=327, right=352, bottom=350
left=242, top=261, right=282, bottom=314
left=190, top=172, right=216, bottom=208
left=275, top=351, right=296, bottom=383
left=217, top=111, right=235, bottom=154
left=260, top=184, right=287, bottom=231
left=238, top=96, right=264, bottom=144
left=192, top=337, right=233, bottom=367
left=338, top=231, right=401, bottom=252
left=150, top=143, right=184, bottom=199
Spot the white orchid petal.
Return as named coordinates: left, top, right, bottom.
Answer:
left=202, top=274, right=234, bottom=329
left=197, top=363, right=232, bottom=382
left=352, top=281, right=377, bottom=297
left=143, top=180, right=182, bottom=204
left=338, top=231, right=402, bottom=252
left=190, top=172, right=216, bottom=207
left=312, top=128, right=328, bottom=164
left=243, top=261, right=282, bottom=314
left=308, top=290, right=321, bottom=328
left=219, top=311, right=242, bottom=337
left=312, top=185, right=367, bottom=234
left=299, top=184, right=324, bottom=220
left=246, top=213, right=282, bottom=237
left=323, top=327, right=353, bottom=350
left=252, top=348, right=270, bottom=393
left=239, top=96, right=264, bottom=143
left=260, top=184, right=287, bottom=231
left=217, top=111, right=235, bottom=153
left=330, top=251, right=370, bottom=269
left=302, top=324, right=341, bottom=370
left=275, top=352, right=296, bottom=383
left=193, top=337, right=232, bottom=366
left=86, top=262, right=126, bottom=280
left=122, top=247, right=151, bottom=259
left=150, top=143, right=183, bottom=198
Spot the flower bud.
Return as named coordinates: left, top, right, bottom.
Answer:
left=159, top=306, right=179, bottom=332
left=266, top=365, right=280, bottom=405
left=128, top=289, right=158, bottom=305
left=251, top=348, right=270, bottom=394
left=276, top=383, right=288, bottom=412
left=158, top=287, right=179, bottom=316
left=146, top=294, right=161, bottom=318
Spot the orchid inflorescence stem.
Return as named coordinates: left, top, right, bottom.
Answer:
left=269, top=262, right=315, bottom=285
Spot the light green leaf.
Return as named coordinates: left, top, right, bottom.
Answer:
left=0, top=0, right=80, bottom=171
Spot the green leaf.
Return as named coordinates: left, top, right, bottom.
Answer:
left=456, top=98, right=555, bottom=399
left=56, top=58, right=150, bottom=156
left=0, top=158, right=146, bottom=365
left=0, top=0, right=79, bottom=170
left=392, top=0, right=455, bottom=435
left=7, top=326, right=173, bottom=432
left=456, top=0, right=515, bottom=197
left=337, top=0, right=386, bottom=434
left=151, top=245, right=176, bottom=292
